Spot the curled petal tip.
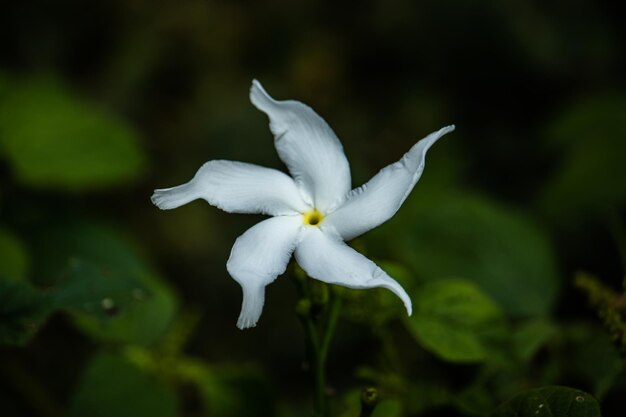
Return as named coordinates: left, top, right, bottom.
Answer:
left=379, top=277, right=413, bottom=317
left=436, top=124, right=455, bottom=136
left=235, top=284, right=266, bottom=330
left=399, top=291, right=413, bottom=317
left=249, top=79, right=275, bottom=111
left=236, top=303, right=260, bottom=329
left=150, top=184, right=196, bottom=210
left=236, top=318, right=258, bottom=330
left=151, top=189, right=176, bottom=210
left=414, top=124, right=456, bottom=154
left=376, top=281, right=412, bottom=317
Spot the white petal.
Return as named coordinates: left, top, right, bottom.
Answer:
left=227, top=215, right=304, bottom=329
left=250, top=80, right=351, bottom=211
left=151, top=160, right=309, bottom=216
left=295, top=228, right=412, bottom=315
left=322, top=125, right=455, bottom=241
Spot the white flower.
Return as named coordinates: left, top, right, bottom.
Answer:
left=152, top=80, right=455, bottom=329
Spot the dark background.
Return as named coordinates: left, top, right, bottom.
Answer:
left=1, top=1, right=625, bottom=416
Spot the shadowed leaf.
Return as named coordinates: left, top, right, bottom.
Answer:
left=490, top=386, right=601, bottom=417
left=54, top=258, right=148, bottom=320
left=0, top=280, right=52, bottom=346
left=67, top=353, right=177, bottom=417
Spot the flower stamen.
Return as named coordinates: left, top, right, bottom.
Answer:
left=303, top=209, right=324, bottom=226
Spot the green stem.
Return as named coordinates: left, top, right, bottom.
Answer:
left=319, top=293, right=342, bottom=368
left=309, top=318, right=325, bottom=417
left=297, top=310, right=323, bottom=416
left=292, top=273, right=342, bottom=417
left=315, top=293, right=342, bottom=417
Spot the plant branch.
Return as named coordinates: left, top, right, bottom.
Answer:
left=293, top=270, right=342, bottom=417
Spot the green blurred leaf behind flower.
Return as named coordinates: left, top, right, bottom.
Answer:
left=0, top=75, right=146, bottom=190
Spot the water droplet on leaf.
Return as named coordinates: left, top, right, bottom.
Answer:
left=101, top=298, right=115, bottom=309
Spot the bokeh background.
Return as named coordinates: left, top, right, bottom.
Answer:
left=1, top=0, right=625, bottom=416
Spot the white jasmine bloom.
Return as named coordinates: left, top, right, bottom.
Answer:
left=152, top=80, right=455, bottom=329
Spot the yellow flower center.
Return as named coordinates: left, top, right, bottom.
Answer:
left=303, top=209, right=324, bottom=226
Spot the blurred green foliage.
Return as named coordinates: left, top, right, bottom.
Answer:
left=540, top=95, right=626, bottom=222
left=0, top=76, right=145, bottom=190
left=372, top=191, right=559, bottom=317
left=490, top=386, right=600, bottom=417
left=407, top=278, right=507, bottom=363
left=575, top=272, right=626, bottom=359
left=39, top=222, right=178, bottom=345
left=0, top=227, right=28, bottom=281
left=0, top=280, right=51, bottom=346
left=66, top=352, right=178, bottom=417
left=1, top=0, right=625, bottom=416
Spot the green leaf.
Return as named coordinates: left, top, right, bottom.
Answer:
left=490, top=386, right=601, bottom=417
left=0, top=76, right=146, bottom=190
left=371, top=400, right=402, bottom=417
left=176, top=359, right=273, bottom=417
left=32, top=221, right=177, bottom=345
left=72, top=271, right=176, bottom=345
left=0, top=280, right=52, bottom=346
left=407, top=278, right=507, bottom=363
left=558, top=323, right=623, bottom=400
left=0, top=227, right=29, bottom=281
left=54, top=258, right=148, bottom=320
left=372, top=192, right=559, bottom=317
left=67, top=353, right=177, bottom=417
left=456, top=383, right=497, bottom=416
left=540, top=94, right=626, bottom=220
left=512, top=319, right=557, bottom=362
